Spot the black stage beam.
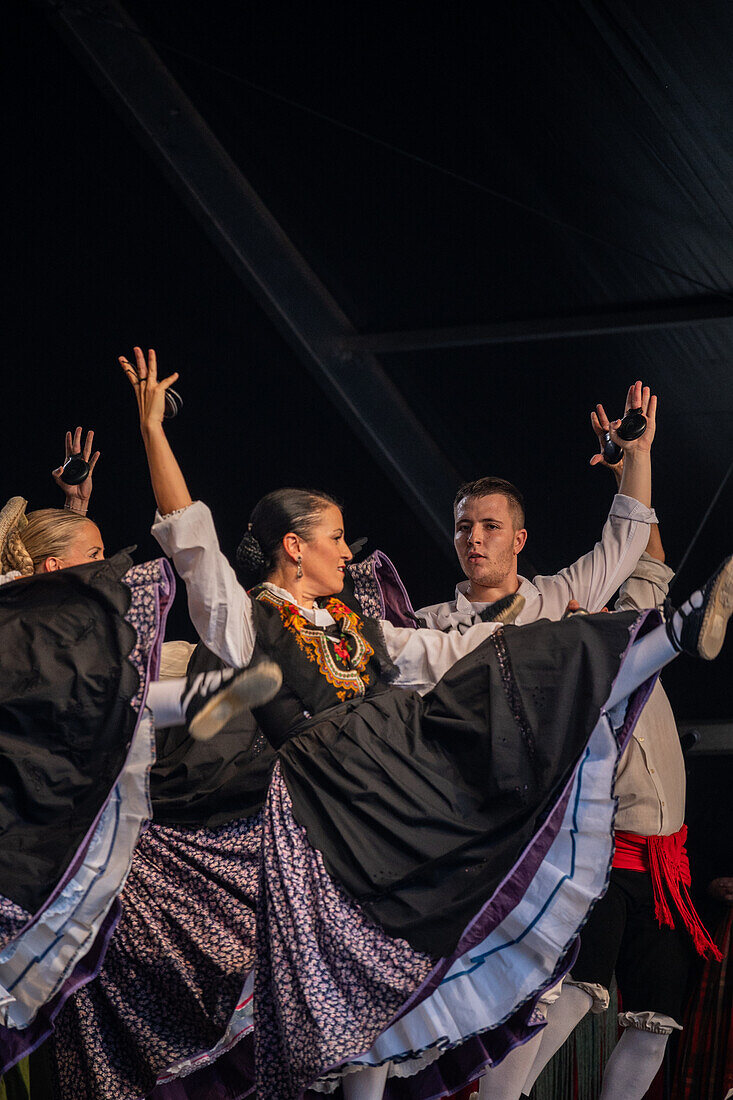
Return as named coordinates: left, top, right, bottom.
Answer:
left=336, top=298, right=733, bottom=354
left=45, top=0, right=462, bottom=553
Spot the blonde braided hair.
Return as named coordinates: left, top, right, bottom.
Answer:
left=2, top=526, right=33, bottom=576
left=2, top=509, right=92, bottom=575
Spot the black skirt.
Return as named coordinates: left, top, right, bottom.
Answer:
left=278, top=610, right=638, bottom=956
left=0, top=555, right=139, bottom=917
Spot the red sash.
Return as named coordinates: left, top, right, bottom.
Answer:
left=613, top=826, right=723, bottom=961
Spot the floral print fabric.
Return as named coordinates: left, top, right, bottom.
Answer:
left=254, top=765, right=434, bottom=1100
left=51, top=814, right=262, bottom=1100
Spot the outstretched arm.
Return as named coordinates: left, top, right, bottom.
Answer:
left=120, top=346, right=191, bottom=516
left=590, top=382, right=663, bottom=562
left=121, top=346, right=255, bottom=668
left=590, top=387, right=671, bottom=612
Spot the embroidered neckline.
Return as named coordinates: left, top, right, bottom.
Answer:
left=254, top=587, right=375, bottom=701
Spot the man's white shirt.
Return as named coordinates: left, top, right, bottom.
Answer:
left=418, top=493, right=658, bottom=630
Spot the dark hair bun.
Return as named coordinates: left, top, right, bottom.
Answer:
left=236, top=531, right=267, bottom=588
left=235, top=487, right=341, bottom=590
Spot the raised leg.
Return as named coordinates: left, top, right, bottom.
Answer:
left=599, top=1027, right=668, bottom=1100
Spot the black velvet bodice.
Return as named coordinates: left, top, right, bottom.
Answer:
left=249, top=584, right=396, bottom=748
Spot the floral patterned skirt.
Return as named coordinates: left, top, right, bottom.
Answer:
left=49, top=814, right=262, bottom=1100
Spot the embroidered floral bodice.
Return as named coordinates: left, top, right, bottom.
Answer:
left=256, top=586, right=376, bottom=701
left=249, top=583, right=396, bottom=747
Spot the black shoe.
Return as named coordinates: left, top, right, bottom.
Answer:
left=185, top=661, right=282, bottom=741
left=666, top=555, right=733, bottom=660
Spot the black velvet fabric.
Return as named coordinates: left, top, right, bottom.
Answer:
left=277, top=611, right=638, bottom=956
left=151, top=642, right=277, bottom=827
left=249, top=587, right=395, bottom=749
left=0, top=553, right=138, bottom=914
left=152, top=579, right=398, bottom=824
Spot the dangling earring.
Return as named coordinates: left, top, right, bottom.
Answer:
left=296, top=555, right=303, bottom=580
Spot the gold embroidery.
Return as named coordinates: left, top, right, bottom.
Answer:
left=257, top=589, right=374, bottom=701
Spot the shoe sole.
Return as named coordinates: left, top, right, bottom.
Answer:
left=493, top=593, right=526, bottom=624
left=698, top=555, right=733, bottom=660
left=189, top=660, right=282, bottom=741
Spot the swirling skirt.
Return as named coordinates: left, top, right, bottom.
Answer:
left=0, top=557, right=174, bottom=1074
left=49, top=814, right=262, bottom=1100
left=254, top=611, right=659, bottom=1099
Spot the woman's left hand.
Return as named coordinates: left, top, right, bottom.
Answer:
left=52, top=426, right=100, bottom=514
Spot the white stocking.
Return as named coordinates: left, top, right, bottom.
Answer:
left=520, top=985, right=593, bottom=1095
left=342, top=1062, right=391, bottom=1100
left=599, top=1028, right=668, bottom=1100
left=147, top=677, right=188, bottom=727
left=477, top=1031, right=544, bottom=1100
left=147, top=670, right=241, bottom=728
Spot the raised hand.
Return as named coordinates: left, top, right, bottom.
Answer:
left=590, top=380, right=657, bottom=476
left=119, top=345, right=192, bottom=516
left=119, top=347, right=179, bottom=436
left=52, top=426, right=100, bottom=514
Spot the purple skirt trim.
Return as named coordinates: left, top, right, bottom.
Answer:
left=0, top=562, right=174, bottom=1058
left=0, top=904, right=121, bottom=1075
left=0, top=560, right=175, bottom=954
left=0, top=563, right=173, bottom=950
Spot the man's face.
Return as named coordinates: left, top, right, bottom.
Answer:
left=453, top=493, right=526, bottom=590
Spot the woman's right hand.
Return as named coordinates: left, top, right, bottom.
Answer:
left=120, top=347, right=179, bottom=435
left=52, top=426, right=100, bottom=514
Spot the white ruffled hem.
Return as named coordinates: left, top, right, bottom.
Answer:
left=311, top=706, right=623, bottom=1085
left=0, top=712, right=155, bottom=1028
left=310, top=1043, right=446, bottom=1093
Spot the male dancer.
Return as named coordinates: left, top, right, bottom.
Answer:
left=418, top=384, right=718, bottom=1100
left=419, top=382, right=657, bottom=634
left=515, top=415, right=717, bottom=1100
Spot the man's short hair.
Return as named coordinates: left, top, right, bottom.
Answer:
left=453, top=477, right=526, bottom=528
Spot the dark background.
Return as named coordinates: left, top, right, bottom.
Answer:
left=5, top=0, right=733, bottom=717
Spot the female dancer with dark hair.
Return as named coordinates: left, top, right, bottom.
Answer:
left=124, top=346, right=732, bottom=1100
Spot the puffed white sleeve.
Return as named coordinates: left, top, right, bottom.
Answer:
left=152, top=500, right=256, bottom=669
left=532, top=493, right=658, bottom=616
left=380, top=618, right=500, bottom=695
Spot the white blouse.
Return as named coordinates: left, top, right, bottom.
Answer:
left=152, top=501, right=502, bottom=695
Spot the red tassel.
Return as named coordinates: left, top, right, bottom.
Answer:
left=614, top=828, right=723, bottom=962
